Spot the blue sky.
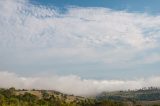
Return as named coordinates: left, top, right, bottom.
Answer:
left=31, top=0, right=160, bottom=14
left=0, top=0, right=160, bottom=95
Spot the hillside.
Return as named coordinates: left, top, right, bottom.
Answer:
left=0, top=87, right=123, bottom=106
left=97, top=87, right=160, bottom=106
left=0, top=87, right=160, bottom=106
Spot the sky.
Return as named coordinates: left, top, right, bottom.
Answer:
left=31, top=0, right=160, bottom=14
left=0, top=0, right=160, bottom=96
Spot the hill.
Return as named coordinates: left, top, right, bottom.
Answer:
left=0, top=87, right=123, bottom=106
left=0, top=87, right=160, bottom=106
left=96, top=87, right=160, bottom=106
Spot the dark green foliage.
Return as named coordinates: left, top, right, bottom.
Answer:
left=0, top=94, right=4, bottom=106
left=42, top=91, right=50, bottom=100
left=95, top=100, right=124, bottom=106
left=97, top=87, right=160, bottom=102
left=136, top=92, right=160, bottom=101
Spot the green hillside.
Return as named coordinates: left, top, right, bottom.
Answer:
left=96, top=87, right=160, bottom=106
left=97, top=87, right=160, bottom=101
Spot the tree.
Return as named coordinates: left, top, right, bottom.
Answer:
left=42, top=91, right=50, bottom=100
left=9, top=98, right=19, bottom=106
left=0, top=94, right=5, bottom=106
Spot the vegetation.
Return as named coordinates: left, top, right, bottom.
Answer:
left=97, top=87, right=160, bottom=101
left=0, top=87, right=124, bottom=106
left=0, top=87, right=160, bottom=106
left=97, top=87, right=160, bottom=106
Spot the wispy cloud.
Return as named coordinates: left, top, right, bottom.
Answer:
left=0, top=0, right=160, bottom=66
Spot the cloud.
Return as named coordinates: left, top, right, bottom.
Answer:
left=0, top=71, right=160, bottom=96
left=0, top=0, right=160, bottom=83
left=0, top=0, right=160, bottom=66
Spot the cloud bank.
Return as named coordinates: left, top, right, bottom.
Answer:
left=0, top=71, right=160, bottom=96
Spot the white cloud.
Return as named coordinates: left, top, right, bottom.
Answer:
left=0, top=71, right=160, bottom=96
left=0, top=0, right=160, bottom=67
